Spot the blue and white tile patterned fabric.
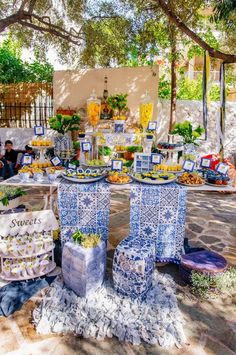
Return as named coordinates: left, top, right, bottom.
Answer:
left=58, top=181, right=110, bottom=246
left=130, top=183, right=187, bottom=264
left=113, top=236, right=155, bottom=300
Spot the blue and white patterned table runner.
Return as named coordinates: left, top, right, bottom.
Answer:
left=130, top=183, right=187, bottom=263
left=58, top=181, right=110, bottom=246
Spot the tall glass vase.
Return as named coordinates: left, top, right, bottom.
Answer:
left=183, top=143, right=198, bottom=161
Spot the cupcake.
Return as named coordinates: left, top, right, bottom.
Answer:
left=26, top=244, right=34, bottom=255
left=0, top=241, right=7, bottom=255
left=21, top=264, right=28, bottom=278
left=11, top=266, right=21, bottom=278
left=39, top=259, right=49, bottom=273
left=26, top=262, right=35, bottom=276
left=32, top=259, right=40, bottom=274
left=18, top=245, right=27, bottom=256
left=34, top=241, right=44, bottom=253
left=3, top=265, right=11, bottom=277
left=44, top=237, right=53, bottom=250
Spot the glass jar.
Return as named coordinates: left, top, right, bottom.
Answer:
left=139, top=91, right=154, bottom=131
left=87, top=90, right=101, bottom=130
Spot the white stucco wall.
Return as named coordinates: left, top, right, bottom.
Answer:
left=53, top=66, right=159, bottom=120
left=1, top=99, right=235, bottom=157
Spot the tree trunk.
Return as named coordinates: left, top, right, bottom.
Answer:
left=157, top=0, right=236, bottom=63
left=169, top=42, right=177, bottom=134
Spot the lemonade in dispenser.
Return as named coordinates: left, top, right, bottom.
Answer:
left=139, top=91, right=154, bottom=131
left=87, top=90, right=101, bottom=130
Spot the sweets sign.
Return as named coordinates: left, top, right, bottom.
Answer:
left=0, top=210, right=59, bottom=237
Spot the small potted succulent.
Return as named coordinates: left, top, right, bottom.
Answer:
left=124, top=146, right=142, bottom=161
left=107, top=93, right=128, bottom=119
left=99, top=146, right=112, bottom=164
left=0, top=186, right=26, bottom=210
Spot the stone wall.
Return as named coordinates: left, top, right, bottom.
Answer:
left=158, top=99, right=236, bottom=156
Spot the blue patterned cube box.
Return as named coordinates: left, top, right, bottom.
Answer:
left=113, top=236, right=155, bottom=300
left=62, top=241, right=106, bottom=297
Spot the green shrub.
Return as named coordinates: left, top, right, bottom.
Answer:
left=191, top=267, right=236, bottom=299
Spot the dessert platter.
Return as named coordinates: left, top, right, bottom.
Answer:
left=62, top=168, right=107, bottom=183
left=205, top=170, right=230, bottom=187
left=131, top=172, right=177, bottom=185
left=84, top=159, right=111, bottom=168
left=155, top=163, right=184, bottom=174
left=105, top=172, right=132, bottom=185
left=18, top=166, right=62, bottom=183
left=177, top=172, right=205, bottom=186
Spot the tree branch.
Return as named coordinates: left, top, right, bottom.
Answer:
left=19, top=0, right=29, bottom=12
left=157, top=0, right=236, bottom=63
left=19, top=20, right=83, bottom=45
left=28, top=0, right=37, bottom=15
left=0, top=8, right=83, bottom=46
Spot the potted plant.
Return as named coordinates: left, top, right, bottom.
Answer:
left=49, top=113, right=81, bottom=154
left=124, top=146, right=142, bottom=160
left=62, top=230, right=106, bottom=297
left=99, top=146, right=112, bottom=163
left=107, top=93, right=128, bottom=119
left=171, top=120, right=205, bottom=160
left=171, top=121, right=205, bottom=145
left=49, top=113, right=81, bottom=135
left=0, top=186, right=26, bottom=210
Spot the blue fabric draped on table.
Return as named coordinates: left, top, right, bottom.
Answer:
left=58, top=181, right=110, bottom=246
left=130, top=183, right=187, bottom=263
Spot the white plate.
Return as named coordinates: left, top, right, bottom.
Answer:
left=205, top=181, right=229, bottom=187
left=131, top=175, right=177, bottom=185
left=84, top=164, right=111, bottom=168
left=156, top=169, right=184, bottom=174
left=105, top=177, right=133, bottom=185
left=177, top=181, right=205, bottom=187
left=62, top=174, right=106, bottom=183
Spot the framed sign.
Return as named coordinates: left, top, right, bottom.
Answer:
left=151, top=154, right=162, bottom=164
left=34, top=125, right=44, bottom=136
left=200, top=158, right=211, bottom=169
left=216, top=163, right=229, bottom=175
left=50, top=156, right=62, bottom=166
left=81, top=142, right=91, bottom=152
left=0, top=210, right=59, bottom=237
left=111, top=160, right=123, bottom=171
left=21, top=154, right=33, bottom=166
left=182, top=160, right=195, bottom=172
left=148, top=121, right=157, bottom=131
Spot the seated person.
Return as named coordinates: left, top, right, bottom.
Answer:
left=0, top=160, right=4, bottom=180
left=0, top=140, right=18, bottom=179
left=15, top=145, right=36, bottom=170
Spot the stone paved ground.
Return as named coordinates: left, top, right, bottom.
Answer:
left=0, top=188, right=236, bottom=354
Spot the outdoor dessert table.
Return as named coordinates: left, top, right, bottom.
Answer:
left=1, top=176, right=236, bottom=192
